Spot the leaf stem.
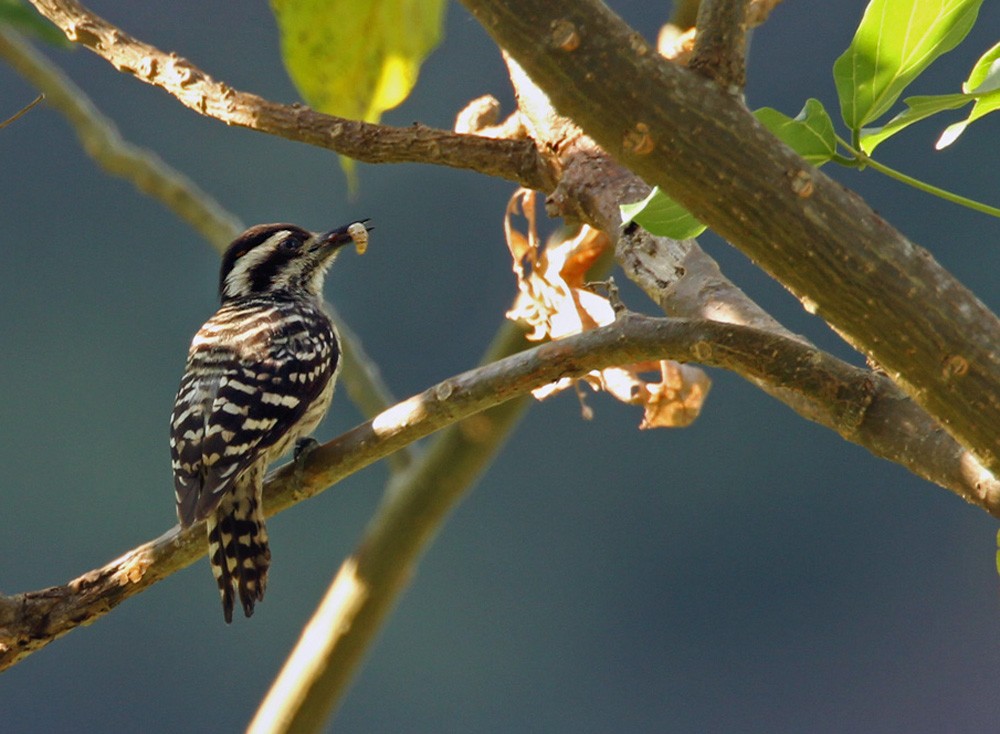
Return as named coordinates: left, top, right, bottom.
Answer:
left=836, top=134, right=1000, bottom=219
left=831, top=152, right=862, bottom=168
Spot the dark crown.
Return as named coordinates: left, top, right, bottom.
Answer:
left=218, top=223, right=351, bottom=302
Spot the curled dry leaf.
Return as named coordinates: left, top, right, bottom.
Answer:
left=505, top=189, right=612, bottom=340
left=504, top=189, right=711, bottom=427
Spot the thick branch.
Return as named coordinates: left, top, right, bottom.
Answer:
left=689, top=0, right=751, bottom=89
left=8, top=312, right=993, bottom=671
left=460, top=0, right=1000, bottom=478
left=505, top=53, right=997, bottom=510
left=27, top=0, right=556, bottom=191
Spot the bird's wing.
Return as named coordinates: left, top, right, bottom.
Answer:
left=170, top=318, right=338, bottom=525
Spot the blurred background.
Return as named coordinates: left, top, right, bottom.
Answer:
left=2, top=1, right=1000, bottom=731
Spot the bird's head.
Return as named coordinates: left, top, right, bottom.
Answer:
left=218, top=221, right=369, bottom=301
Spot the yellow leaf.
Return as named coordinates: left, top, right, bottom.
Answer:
left=270, top=0, right=445, bottom=181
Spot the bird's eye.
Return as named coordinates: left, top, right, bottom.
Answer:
left=281, top=236, right=302, bottom=251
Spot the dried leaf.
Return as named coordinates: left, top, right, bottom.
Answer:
left=640, top=362, right=712, bottom=429
left=504, top=189, right=613, bottom=340
left=503, top=189, right=711, bottom=428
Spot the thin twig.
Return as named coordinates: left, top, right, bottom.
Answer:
left=0, top=28, right=241, bottom=249
left=0, top=91, right=44, bottom=129
left=27, top=0, right=556, bottom=192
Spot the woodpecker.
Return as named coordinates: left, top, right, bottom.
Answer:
left=170, top=221, right=367, bottom=622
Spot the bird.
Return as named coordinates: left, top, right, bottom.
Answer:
left=169, top=220, right=368, bottom=622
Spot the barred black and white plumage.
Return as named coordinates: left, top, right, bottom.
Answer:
left=170, top=221, right=367, bottom=622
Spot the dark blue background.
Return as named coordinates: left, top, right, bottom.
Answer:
left=2, top=2, right=999, bottom=731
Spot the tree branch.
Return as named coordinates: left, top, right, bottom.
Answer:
left=248, top=321, right=532, bottom=734
left=26, top=0, right=557, bottom=191
left=503, top=51, right=998, bottom=510
left=689, top=0, right=751, bottom=90
left=325, top=303, right=413, bottom=472
left=459, top=0, right=1000, bottom=479
left=8, top=311, right=991, bottom=671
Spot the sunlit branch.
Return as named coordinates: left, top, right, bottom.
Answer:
left=27, top=0, right=557, bottom=191
left=3, top=311, right=998, bottom=672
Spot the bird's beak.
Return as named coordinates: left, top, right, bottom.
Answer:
left=311, top=225, right=354, bottom=255
left=312, top=220, right=372, bottom=257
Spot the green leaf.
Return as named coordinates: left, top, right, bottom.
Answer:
left=0, top=0, right=72, bottom=47
left=621, top=188, right=707, bottom=240
left=833, top=0, right=985, bottom=132
left=270, top=0, right=446, bottom=182
left=859, top=92, right=972, bottom=154
left=754, top=98, right=836, bottom=166
left=936, top=40, right=1000, bottom=148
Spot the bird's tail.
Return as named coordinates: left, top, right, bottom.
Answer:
left=206, top=484, right=270, bottom=623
